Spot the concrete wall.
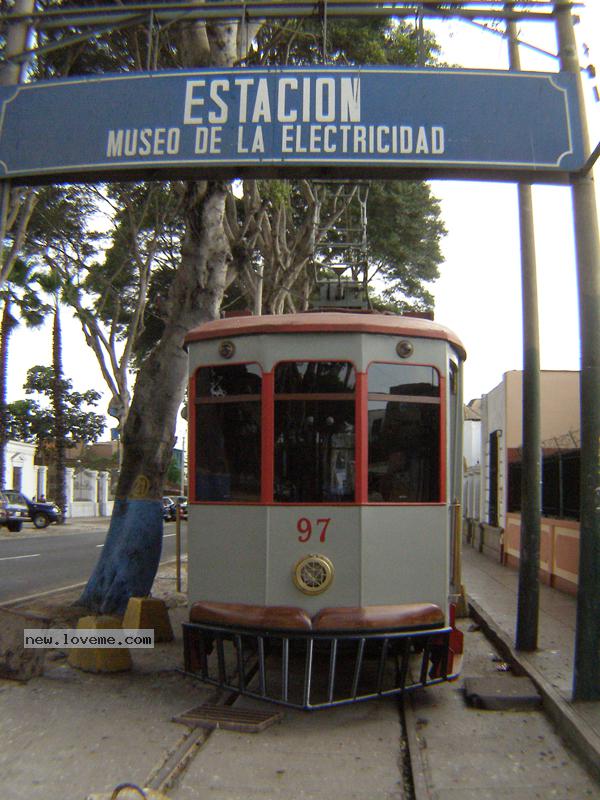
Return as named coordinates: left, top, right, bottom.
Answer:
left=463, top=419, right=481, bottom=469
left=480, top=380, right=506, bottom=527
left=504, top=512, right=579, bottom=596
left=504, top=370, right=580, bottom=448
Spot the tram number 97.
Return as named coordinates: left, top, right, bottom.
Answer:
left=297, top=517, right=331, bottom=543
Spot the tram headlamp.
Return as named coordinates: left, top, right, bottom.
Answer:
left=219, top=340, right=235, bottom=359
left=396, top=340, right=414, bottom=359
left=293, top=554, right=335, bottom=595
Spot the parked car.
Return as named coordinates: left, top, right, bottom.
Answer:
left=162, top=496, right=176, bottom=521
left=1, top=490, right=29, bottom=532
left=0, top=492, right=9, bottom=528
left=3, top=490, right=61, bottom=530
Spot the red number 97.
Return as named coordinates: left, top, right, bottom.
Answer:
left=297, top=517, right=312, bottom=542
left=297, top=517, right=331, bottom=543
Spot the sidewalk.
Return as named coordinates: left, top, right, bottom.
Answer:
left=461, top=543, right=600, bottom=783
left=0, top=516, right=111, bottom=541
left=1, top=541, right=599, bottom=799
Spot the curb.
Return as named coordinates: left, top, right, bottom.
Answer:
left=468, top=596, right=600, bottom=785
left=0, top=581, right=88, bottom=609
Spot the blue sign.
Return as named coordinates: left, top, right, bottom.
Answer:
left=0, top=67, right=584, bottom=181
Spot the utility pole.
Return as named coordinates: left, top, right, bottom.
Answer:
left=0, top=0, right=35, bottom=493
left=0, top=0, right=34, bottom=267
left=555, top=0, right=600, bottom=701
left=0, top=0, right=34, bottom=254
left=506, top=13, right=542, bottom=652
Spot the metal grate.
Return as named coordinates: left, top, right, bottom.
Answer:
left=183, top=621, right=455, bottom=711
left=173, top=704, right=283, bottom=732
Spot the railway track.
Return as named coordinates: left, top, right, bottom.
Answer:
left=137, top=621, right=600, bottom=800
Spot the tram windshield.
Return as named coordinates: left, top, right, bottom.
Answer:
left=274, top=361, right=356, bottom=503
left=195, top=364, right=262, bottom=501
left=367, top=364, right=441, bottom=503
left=193, top=359, right=441, bottom=504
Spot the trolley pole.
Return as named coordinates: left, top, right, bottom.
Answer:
left=506, top=15, right=542, bottom=653
left=555, top=0, right=600, bottom=701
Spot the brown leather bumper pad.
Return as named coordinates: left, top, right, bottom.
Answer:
left=189, top=601, right=444, bottom=632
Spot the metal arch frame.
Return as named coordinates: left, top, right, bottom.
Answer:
left=0, top=1, right=582, bottom=68
left=1, top=0, right=598, bottom=704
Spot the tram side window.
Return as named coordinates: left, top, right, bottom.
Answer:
left=195, top=364, right=262, bottom=502
left=274, top=361, right=356, bottom=503
left=368, top=363, right=441, bottom=503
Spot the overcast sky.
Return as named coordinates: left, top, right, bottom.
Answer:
left=428, top=3, right=600, bottom=402
left=5, top=4, right=600, bottom=425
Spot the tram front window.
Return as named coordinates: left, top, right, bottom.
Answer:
left=274, top=361, right=356, bottom=503
left=195, top=364, right=262, bottom=501
left=368, top=363, right=441, bottom=503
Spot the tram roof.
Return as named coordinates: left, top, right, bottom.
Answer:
left=185, top=312, right=466, bottom=360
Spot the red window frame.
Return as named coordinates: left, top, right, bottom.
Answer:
left=189, top=359, right=446, bottom=505
left=365, top=361, right=446, bottom=505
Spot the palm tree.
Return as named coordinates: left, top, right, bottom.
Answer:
left=0, top=261, right=49, bottom=489
left=51, top=298, right=67, bottom=522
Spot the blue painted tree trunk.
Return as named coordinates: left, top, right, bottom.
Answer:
left=79, top=181, right=232, bottom=615
left=78, top=498, right=163, bottom=615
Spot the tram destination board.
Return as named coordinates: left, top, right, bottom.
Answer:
left=0, top=67, right=584, bottom=183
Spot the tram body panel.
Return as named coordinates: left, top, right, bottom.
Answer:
left=264, top=506, right=361, bottom=610
left=187, top=331, right=449, bottom=377
left=188, top=505, right=269, bottom=605
left=188, top=505, right=448, bottom=613
left=360, top=506, right=448, bottom=610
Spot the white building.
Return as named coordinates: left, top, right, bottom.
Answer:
left=5, top=440, right=112, bottom=519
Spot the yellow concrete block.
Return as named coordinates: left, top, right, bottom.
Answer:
left=122, top=597, right=174, bottom=643
left=67, top=615, right=132, bottom=673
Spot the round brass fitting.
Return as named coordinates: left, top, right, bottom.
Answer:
left=293, top=554, right=335, bottom=595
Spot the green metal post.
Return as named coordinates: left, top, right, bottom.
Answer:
left=506, top=15, right=542, bottom=652
left=556, top=0, right=600, bottom=701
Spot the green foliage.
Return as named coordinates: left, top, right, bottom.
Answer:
left=0, top=259, right=51, bottom=328
left=6, top=365, right=105, bottom=446
left=257, top=180, right=292, bottom=208
left=165, top=456, right=181, bottom=489
left=366, top=181, right=446, bottom=311
left=3, top=399, right=44, bottom=444
left=248, top=17, right=440, bottom=68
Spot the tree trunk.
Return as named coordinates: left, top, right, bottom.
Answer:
left=79, top=181, right=232, bottom=614
left=79, top=7, right=256, bottom=614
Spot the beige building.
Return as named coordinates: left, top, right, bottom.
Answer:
left=478, top=370, right=580, bottom=530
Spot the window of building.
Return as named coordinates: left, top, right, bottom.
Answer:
left=274, top=361, right=356, bottom=503
left=367, top=363, right=441, bottom=502
left=488, top=430, right=501, bottom=526
left=12, top=466, right=23, bottom=491
left=195, top=364, right=262, bottom=501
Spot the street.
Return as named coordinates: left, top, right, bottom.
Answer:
left=0, top=520, right=186, bottom=604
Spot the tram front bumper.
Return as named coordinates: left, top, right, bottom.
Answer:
left=183, top=602, right=464, bottom=710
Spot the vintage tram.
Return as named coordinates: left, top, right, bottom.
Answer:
left=183, top=311, right=465, bottom=709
